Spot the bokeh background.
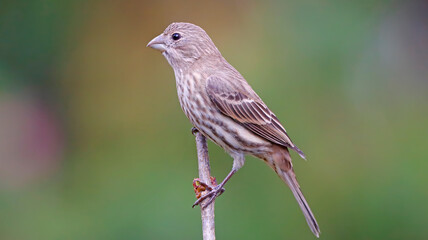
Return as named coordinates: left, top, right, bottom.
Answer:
left=1, top=0, right=428, bottom=239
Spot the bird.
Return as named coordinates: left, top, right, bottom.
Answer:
left=147, top=22, right=320, bottom=237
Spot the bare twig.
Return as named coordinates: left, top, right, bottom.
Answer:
left=192, top=128, right=216, bottom=240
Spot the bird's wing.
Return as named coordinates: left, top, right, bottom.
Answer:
left=206, top=76, right=305, bottom=159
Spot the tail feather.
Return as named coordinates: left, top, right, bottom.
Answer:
left=280, top=169, right=320, bottom=238
left=270, top=146, right=320, bottom=237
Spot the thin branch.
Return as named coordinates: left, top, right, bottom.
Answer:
left=193, top=128, right=216, bottom=240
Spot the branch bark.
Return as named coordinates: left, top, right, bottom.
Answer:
left=193, top=128, right=216, bottom=240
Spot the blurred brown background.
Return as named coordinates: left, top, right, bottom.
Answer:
left=1, top=0, right=428, bottom=239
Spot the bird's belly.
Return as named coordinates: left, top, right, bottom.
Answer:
left=180, top=93, right=271, bottom=155
left=197, top=118, right=270, bottom=156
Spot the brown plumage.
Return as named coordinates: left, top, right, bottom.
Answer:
left=147, top=22, right=320, bottom=237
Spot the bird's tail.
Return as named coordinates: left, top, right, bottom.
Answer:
left=271, top=147, right=320, bottom=238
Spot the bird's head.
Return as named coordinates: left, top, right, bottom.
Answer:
left=147, top=22, right=220, bottom=70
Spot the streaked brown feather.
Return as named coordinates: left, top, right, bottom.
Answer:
left=206, top=76, right=306, bottom=159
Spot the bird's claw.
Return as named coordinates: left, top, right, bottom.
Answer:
left=192, top=185, right=225, bottom=209
left=192, top=177, right=225, bottom=209
left=191, top=127, right=199, bottom=135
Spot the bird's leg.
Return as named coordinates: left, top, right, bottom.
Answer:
left=192, top=169, right=236, bottom=209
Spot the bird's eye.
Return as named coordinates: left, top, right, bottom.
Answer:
left=172, top=33, right=181, bottom=40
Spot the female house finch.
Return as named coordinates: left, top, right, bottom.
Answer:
left=147, top=22, right=320, bottom=237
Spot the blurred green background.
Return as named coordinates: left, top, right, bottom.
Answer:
left=1, top=0, right=428, bottom=239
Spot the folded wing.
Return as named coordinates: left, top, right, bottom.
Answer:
left=206, top=76, right=305, bottom=159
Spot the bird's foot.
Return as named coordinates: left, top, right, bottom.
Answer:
left=191, top=127, right=199, bottom=135
left=192, top=177, right=225, bottom=209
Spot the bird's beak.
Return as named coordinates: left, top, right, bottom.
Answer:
left=147, top=34, right=167, bottom=52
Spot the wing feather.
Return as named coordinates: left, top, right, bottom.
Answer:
left=206, top=76, right=305, bottom=159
